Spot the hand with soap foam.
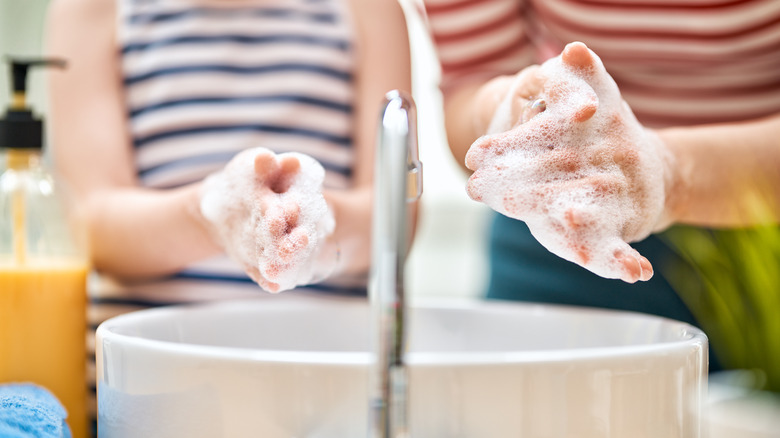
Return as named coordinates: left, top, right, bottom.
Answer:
left=200, top=147, right=336, bottom=292
left=465, top=42, right=674, bottom=283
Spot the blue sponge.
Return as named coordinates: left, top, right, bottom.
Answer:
left=0, top=383, right=71, bottom=438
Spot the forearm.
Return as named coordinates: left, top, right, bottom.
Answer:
left=325, top=185, right=418, bottom=277
left=323, top=186, right=373, bottom=276
left=84, top=183, right=222, bottom=278
left=658, top=113, right=780, bottom=227
left=443, top=82, right=483, bottom=168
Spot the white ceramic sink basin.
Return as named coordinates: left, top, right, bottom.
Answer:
left=96, top=295, right=707, bottom=438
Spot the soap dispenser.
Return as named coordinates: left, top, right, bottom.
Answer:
left=0, top=57, right=89, bottom=438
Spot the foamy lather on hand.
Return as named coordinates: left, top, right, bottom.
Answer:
left=466, top=42, right=674, bottom=283
left=200, top=147, right=336, bottom=292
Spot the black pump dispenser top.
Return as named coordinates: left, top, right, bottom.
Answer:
left=0, top=57, right=66, bottom=149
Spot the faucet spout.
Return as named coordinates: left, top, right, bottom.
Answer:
left=369, top=90, right=422, bottom=438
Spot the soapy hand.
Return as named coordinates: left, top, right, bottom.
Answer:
left=466, top=42, right=674, bottom=283
left=200, top=147, right=336, bottom=292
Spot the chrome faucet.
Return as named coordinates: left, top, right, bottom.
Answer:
left=368, top=90, right=422, bottom=438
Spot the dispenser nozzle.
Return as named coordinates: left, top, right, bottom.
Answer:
left=6, top=57, right=66, bottom=108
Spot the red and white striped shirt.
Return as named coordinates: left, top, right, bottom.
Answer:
left=423, top=0, right=780, bottom=127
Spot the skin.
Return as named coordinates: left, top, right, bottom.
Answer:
left=443, top=41, right=780, bottom=282
left=45, top=0, right=412, bottom=288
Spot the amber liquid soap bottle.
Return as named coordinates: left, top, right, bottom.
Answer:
left=0, top=58, right=89, bottom=438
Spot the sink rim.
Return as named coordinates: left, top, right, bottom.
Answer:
left=96, top=296, right=707, bottom=366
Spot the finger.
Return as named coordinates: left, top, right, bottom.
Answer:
left=465, top=134, right=497, bottom=171
left=278, top=228, right=310, bottom=263
left=511, top=65, right=545, bottom=100
left=245, top=265, right=262, bottom=283
left=564, top=208, right=588, bottom=230
left=468, top=174, right=548, bottom=218
left=262, top=261, right=287, bottom=286
left=560, top=42, right=621, bottom=121
left=266, top=205, right=290, bottom=236
left=255, top=151, right=302, bottom=194
left=465, top=169, right=485, bottom=202
left=639, top=256, right=654, bottom=280
left=613, top=245, right=654, bottom=283
left=465, top=128, right=523, bottom=171
left=534, top=147, right=583, bottom=176
left=545, top=79, right=599, bottom=123
left=560, top=231, right=653, bottom=283
left=260, top=278, right=281, bottom=293
left=554, top=173, right=627, bottom=198
left=466, top=148, right=580, bottom=207
left=283, top=202, right=301, bottom=229
left=500, top=66, right=545, bottom=119
left=561, top=41, right=597, bottom=74
left=271, top=155, right=301, bottom=193
left=524, top=172, right=628, bottom=206
left=487, top=66, right=545, bottom=133
left=507, top=67, right=546, bottom=126
left=280, top=155, right=301, bottom=174
left=471, top=162, right=629, bottom=222
left=256, top=185, right=283, bottom=213
left=521, top=98, right=547, bottom=124
left=469, top=104, right=583, bottom=172
left=573, top=98, right=598, bottom=122
left=467, top=160, right=548, bottom=215
left=254, top=150, right=278, bottom=178
left=246, top=266, right=281, bottom=293
left=527, top=217, right=596, bottom=267
left=571, top=242, right=592, bottom=266
left=550, top=209, right=595, bottom=265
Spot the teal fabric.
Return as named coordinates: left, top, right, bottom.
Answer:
left=486, top=212, right=722, bottom=370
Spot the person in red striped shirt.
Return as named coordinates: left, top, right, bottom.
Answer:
left=423, top=0, right=780, bottom=370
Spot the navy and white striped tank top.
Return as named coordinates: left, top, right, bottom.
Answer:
left=88, top=1, right=364, bottom=430
left=95, top=0, right=364, bottom=308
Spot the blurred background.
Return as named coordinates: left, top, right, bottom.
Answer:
left=0, top=0, right=492, bottom=301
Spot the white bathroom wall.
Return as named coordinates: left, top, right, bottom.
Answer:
left=0, top=0, right=49, bottom=113
left=0, top=0, right=51, bottom=116
left=0, top=0, right=491, bottom=300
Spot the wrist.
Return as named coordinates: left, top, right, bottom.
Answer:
left=321, top=187, right=371, bottom=276
left=651, top=128, right=687, bottom=231
left=190, top=179, right=225, bottom=255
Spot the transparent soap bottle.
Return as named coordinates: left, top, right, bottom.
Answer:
left=0, top=58, right=89, bottom=438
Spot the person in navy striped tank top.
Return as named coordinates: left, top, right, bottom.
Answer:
left=46, top=0, right=411, bottom=434
left=423, top=0, right=780, bottom=372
